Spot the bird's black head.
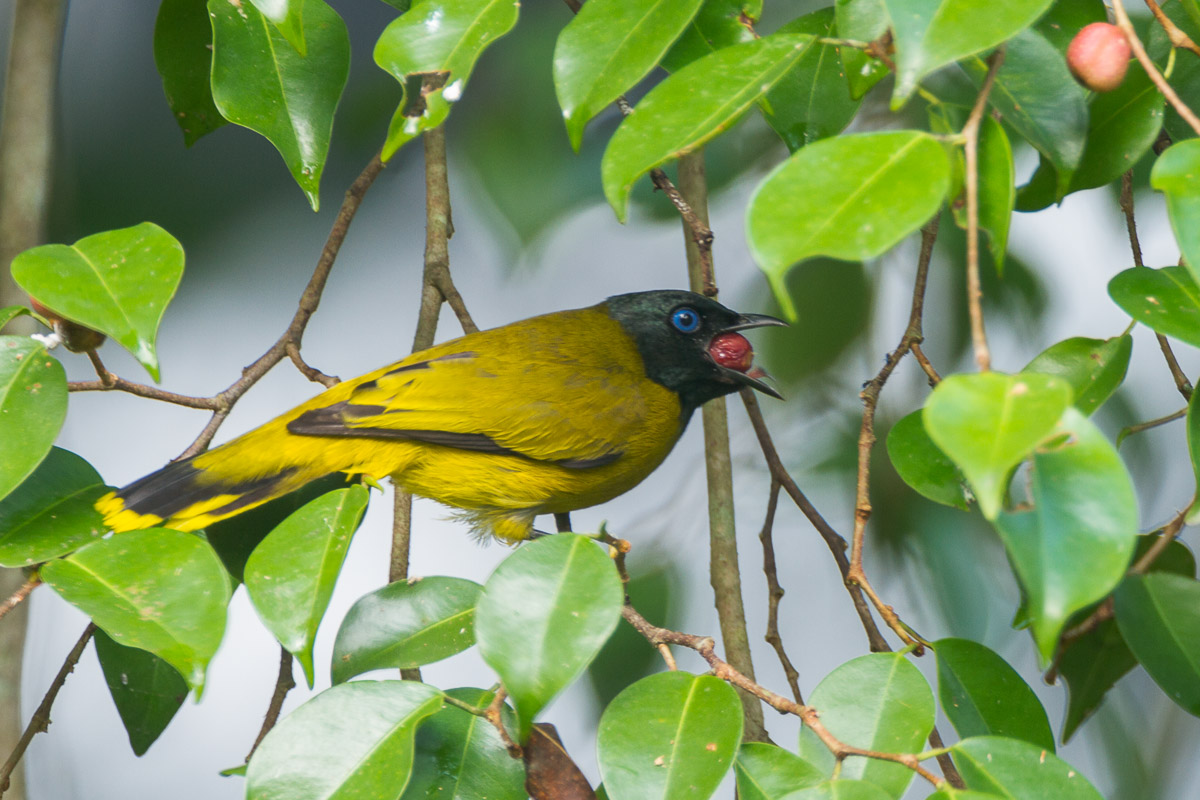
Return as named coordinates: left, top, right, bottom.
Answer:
left=603, top=290, right=786, bottom=418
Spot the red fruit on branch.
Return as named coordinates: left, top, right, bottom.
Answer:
left=1067, top=22, right=1132, bottom=92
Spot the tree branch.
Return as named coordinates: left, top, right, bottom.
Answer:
left=0, top=576, right=38, bottom=625
left=245, top=646, right=296, bottom=762
left=1113, top=0, right=1200, bottom=136
left=759, top=479, right=803, bottom=704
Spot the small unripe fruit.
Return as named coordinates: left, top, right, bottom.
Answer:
left=1067, top=22, right=1131, bottom=92
left=29, top=297, right=107, bottom=353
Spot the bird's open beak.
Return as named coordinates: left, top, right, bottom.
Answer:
left=712, top=313, right=788, bottom=400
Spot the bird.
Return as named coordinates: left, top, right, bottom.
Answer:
left=96, top=289, right=784, bottom=542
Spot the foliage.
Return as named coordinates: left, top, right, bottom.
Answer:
left=2, top=0, right=1199, bottom=797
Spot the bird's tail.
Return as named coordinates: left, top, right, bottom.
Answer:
left=97, top=452, right=318, bottom=533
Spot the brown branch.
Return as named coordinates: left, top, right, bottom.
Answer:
left=0, top=575, right=38, bottom=624
left=1113, top=0, right=1200, bottom=136
left=962, top=47, right=1004, bottom=373
left=245, top=646, right=296, bottom=762
left=485, top=686, right=522, bottom=758
left=68, top=376, right=223, bottom=409
left=1145, top=0, right=1200, bottom=58
left=1131, top=507, right=1190, bottom=574
left=0, top=623, right=94, bottom=798
left=759, top=479, right=802, bottom=704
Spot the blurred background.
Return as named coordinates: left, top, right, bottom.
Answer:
left=2, top=0, right=1198, bottom=798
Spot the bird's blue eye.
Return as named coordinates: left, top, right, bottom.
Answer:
left=671, top=307, right=701, bottom=333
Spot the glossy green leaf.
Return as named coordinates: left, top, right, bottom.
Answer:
left=0, top=337, right=66, bottom=504
left=964, top=29, right=1087, bottom=199
left=0, top=447, right=108, bottom=567
left=475, top=533, right=622, bottom=740
left=1108, top=266, right=1200, bottom=348
left=994, top=408, right=1138, bottom=660
left=1114, top=573, right=1200, bottom=715
left=761, top=9, right=860, bottom=152
left=246, top=680, right=443, bottom=800
left=734, top=742, right=824, bottom=800
left=923, top=372, right=1072, bottom=520
left=401, top=687, right=525, bottom=800
left=586, top=565, right=675, bottom=706
left=209, top=0, right=349, bottom=210
left=953, top=736, right=1103, bottom=799
left=779, top=781, right=894, bottom=800
left=603, top=34, right=813, bottom=222
left=554, top=0, right=704, bottom=151
left=41, top=529, right=231, bottom=695
left=884, top=0, right=1054, bottom=108
left=798, top=653, right=935, bottom=798
left=597, top=672, right=742, bottom=800
left=886, top=410, right=971, bottom=511
left=1191, top=390, right=1200, bottom=521
left=660, top=0, right=761, bottom=72
left=924, top=791, right=1005, bottom=800
left=1019, top=61, right=1164, bottom=209
left=374, top=0, right=519, bottom=161
left=1034, top=0, right=1107, bottom=52
left=1058, top=535, right=1194, bottom=740
left=0, top=306, right=29, bottom=330
left=249, top=0, right=306, bottom=55
left=748, top=130, right=949, bottom=320
left=950, top=115, right=1014, bottom=272
left=94, top=628, right=188, bottom=756
left=10, top=223, right=183, bottom=381
left=154, top=0, right=226, bottom=146
left=933, top=638, right=1054, bottom=750
left=835, top=0, right=889, bottom=99
left=1152, top=139, right=1200, bottom=286
left=244, top=485, right=369, bottom=687
left=1022, top=335, right=1133, bottom=416
left=332, top=576, right=480, bottom=684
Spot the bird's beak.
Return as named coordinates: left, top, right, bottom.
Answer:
left=714, top=313, right=788, bottom=400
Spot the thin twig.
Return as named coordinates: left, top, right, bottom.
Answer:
left=0, top=623, right=94, bottom=797
left=1119, top=406, right=1187, bottom=443
left=485, top=686, right=521, bottom=758
left=245, top=646, right=296, bottom=762
left=1145, top=0, right=1200, bottom=58
left=962, top=47, right=1004, bottom=373
left=0, top=575, right=38, bottom=624
left=68, top=376, right=223, bottom=409
left=1113, top=0, right=1200, bottom=136
left=759, top=479, right=803, bottom=704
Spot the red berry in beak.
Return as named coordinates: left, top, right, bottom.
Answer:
left=708, top=331, right=754, bottom=372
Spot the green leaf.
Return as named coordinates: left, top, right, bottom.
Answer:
left=748, top=130, right=949, bottom=320
left=94, top=628, right=188, bottom=756
left=332, top=576, right=481, bottom=684
left=778, top=781, right=894, bottom=800
left=660, top=0, right=761, bottom=73
left=244, top=485, right=369, bottom=687
left=933, top=638, right=1054, bottom=750
left=963, top=29, right=1087, bottom=199
left=950, top=115, right=1014, bottom=272
left=0, top=447, right=108, bottom=567
left=209, top=0, right=349, bottom=211
left=0, top=306, right=30, bottom=330
left=374, top=0, right=519, bottom=161
left=953, top=736, right=1103, bottom=799
left=602, top=34, right=813, bottom=222
left=761, top=9, right=861, bottom=152
left=10, top=223, right=183, bottom=381
left=41, top=529, right=231, bottom=695
left=1022, top=335, right=1133, bottom=416
left=734, top=742, right=824, bottom=800
left=798, top=653, right=935, bottom=798
left=1058, top=534, right=1195, bottom=741
left=597, top=672, right=743, bottom=800
left=1034, top=0, right=1107, bottom=52
left=886, top=410, right=971, bottom=511
left=475, top=533, right=623, bottom=740
left=246, top=680, right=443, bottom=800
left=1190, top=389, right=1200, bottom=518
left=993, top=408, right=1138, bottom=660
left=154, top=0, right=226, bottom=146
left=923, top=372, right=1072, bottom=520
left=248, top=0, right=306, bottom=55
left=0, top=337, right=66, bottom=503
left=401, top=687, right=526, bottom=800
left=884, top=0, right=1054, bottom=108
left=1151, top=139, right=1200, bottom=286
left=1019, top=60, right=1164, bottom=209
left=553, top=0, right=704, bottom=151
left=1114, top=573, right=1200, bottom=715
left=835, top=0, right=890, bottom=99
left=1108, top=266, right=1200, bottom=348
